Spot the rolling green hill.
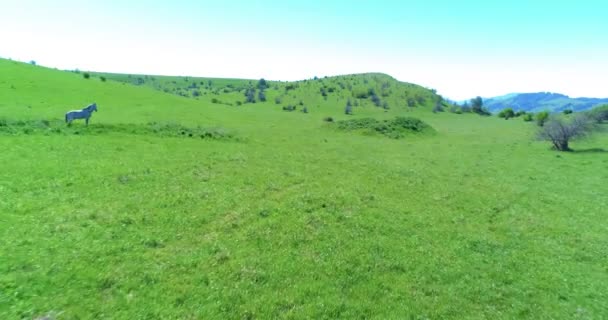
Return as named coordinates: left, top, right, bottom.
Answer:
left=1, top=58, right=607, bottom=319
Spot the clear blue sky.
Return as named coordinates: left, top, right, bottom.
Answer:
left=1, top=0, right=607, bottom=99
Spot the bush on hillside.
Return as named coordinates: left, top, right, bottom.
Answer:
left=563, top=109, right=573, bottom=115
left=83, top=73, right=90, bottom=79
left=323, top=116, right=334, bottom=122
left=523, top=113, right=534, bottom=122
left=336, top=116, right=432, bottom=139
left=538, top=114, right=595, bottom=151
left=588, top=104, right=608, bottom=123
left=536, top=111, right=550, bottom=127
left=498, top=108, right=515, bottom=119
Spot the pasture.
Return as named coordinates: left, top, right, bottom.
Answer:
left=1, top=59, right=607, bottom=319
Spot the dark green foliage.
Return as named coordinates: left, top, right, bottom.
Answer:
left=245, top=88, right=256, bottom=103
left=432, top=102, right=444, bottom=113
left=407, top=98, right=416, bottom=108
left=302, top=106, right=308, bottom=114
left=258, top=90, right=266, bottom=102
left=282, top=105, right=296, bottom=112
left=0, top=119, right=234, bottom=139
left=498, top=108, right=515, bottom=119
left=83, top=73, right=90, bottom=79
left=470, top=96, right=490, bottom=115
left=536, top=111, right=550, bottom=127
left=345, top=100, right=353, bottom=115
left=563, top=109, right=573, bottom=115
left=371, top=93, right=381, bottom=107
left=323, top=116, right=334, bottom=122
left=100, top=76, right=106, bottom=82
left=336, top=116, right=432, bottom=138
left=257, top=78, right=268, bottom=90
left=588, top=104, right=608, bottom=123
left=523, top=113, right=534, bottom=122
left=274, top=96, right=282, bottom=104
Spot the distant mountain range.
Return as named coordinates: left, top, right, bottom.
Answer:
left=484, top=92, right=608, bottom=113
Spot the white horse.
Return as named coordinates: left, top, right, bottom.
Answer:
left=65, top=103, right=98, bottom=125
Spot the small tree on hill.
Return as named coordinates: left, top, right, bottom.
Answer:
left=258, top=90, right=266, bottom=102
left=589, top=104, right=608, bottom=123
left=345, top=100, right=353, bottom=115
left=536, top=111, right=549, bottom=127
left=470, top=96, right=490, bottom=115
left=245, top=88, right=256, bottom=103
left=538, top=114, right=595, bottom=151
left=257, top=78, right=267, bottom=90
left=498, top=108, right=515, bottom=119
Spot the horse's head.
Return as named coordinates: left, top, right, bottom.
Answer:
left=91, top=103, right=98, bottom=112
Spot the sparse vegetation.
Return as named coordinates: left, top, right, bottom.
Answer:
left=537, top=114, right=595, bottom=151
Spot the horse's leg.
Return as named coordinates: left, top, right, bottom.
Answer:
left=86, top=117, right=89, bottom=126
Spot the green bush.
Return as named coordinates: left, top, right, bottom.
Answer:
left=536, top=111, right=550, bottom=127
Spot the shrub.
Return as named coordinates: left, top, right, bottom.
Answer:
left=245, top=88, right=256, bottom=103
left=407, top=98, right=416, bottom=108
left=345, top=100, right=353, bottom=115
left=83, top=73, right=90, bottom=79
left=323, top=116, right=334, bottom=122
left=433, top=102, right=444, bottom=113
left=211, top=98, right=219, bottom=104
left=588, top=104, right=608, bottom=123
left=523, top=113, right=534, bottom=122
left=100, top=76, right=106, bottom=82
left=302, top=106, right=309, bottom=114
left=449, top=105, right=462, bottom=114
left=498, top=108, right=515, bottom=119
left=563, top=109, right=573, bottom=115
left=257, top=78, right=268, bottom=90
left=536, top=111, right=550, bottom=127
left=282, top=105, right=296, bottom=112
left=371, top=94, right=381, bottom=107
left=274, top=96, right=282, bottom=104
left=258, top=90, right=266, bottom=102
left=538, top=114, right=595, bottom=151
left=336, top=116, right=432, bottom=139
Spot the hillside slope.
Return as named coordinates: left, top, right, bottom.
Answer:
left=1, top=58, right=608, bottom=319
left=485, top=92, right=608, bottom=113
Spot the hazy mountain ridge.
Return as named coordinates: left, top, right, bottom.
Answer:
left=485, top=92, right=608, bottom=113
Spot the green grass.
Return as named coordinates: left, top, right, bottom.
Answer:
left=1, top=58, right=607, bottom=319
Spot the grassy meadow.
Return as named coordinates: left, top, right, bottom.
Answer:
left=1, top=58, right=607, bottom=319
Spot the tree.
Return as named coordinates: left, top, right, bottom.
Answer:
left=588, top=104, right=608, bottom=123
left=432, top=102, right=444, bottom=113
left=538, top=114, right=595, bottom=151
left=470, top=96, right=490, bottom=115
left=257, top=78, right=268, bottom=90
left=100, top=76, right=106, bottom=82
left=563, top=109, right=573, bottom=115
left=498, top=108, right=515, bottom=119
left=536, top=111, right=549, bottom=127
left=345, top=100, right=353, bottom=115
left=258, top=90, right=266, bottom=102
left=523, top=113, right=534, bottom=122
left=29, top=60, right=36, bottom=65
left=83, top=73, right=90, bottom=79
left=245, top=88, right=256, bottom=103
